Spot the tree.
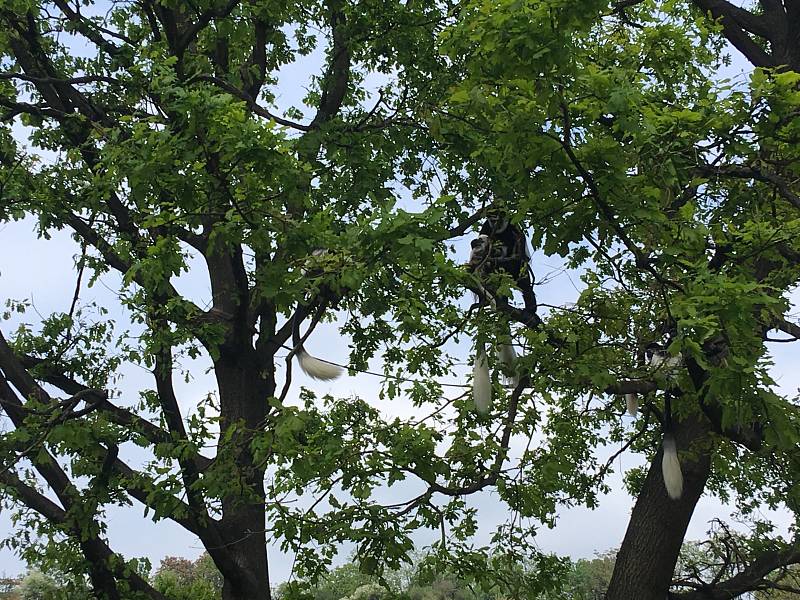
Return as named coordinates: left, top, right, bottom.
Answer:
left=15, top=569, right=90, bottom=600
left=2, top=2, right=800, bottom=600
left=561, top=552, right=615, bottom=600
left=312, top=564, right=377, bottom=600
left=0, top=577, right=20, bottom=600
left=152, top=554, right=222, bottom=600
left=436, top=1, right=800, bottom=598
left=672, top=524, right=800, bottom=599
left=0, top=1, right=458, bottom=598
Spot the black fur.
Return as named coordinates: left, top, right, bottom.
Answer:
left=469, top=213, right=536, bottom=311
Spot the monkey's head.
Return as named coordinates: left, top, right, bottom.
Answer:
left=468, top=234, right=491, bottom=270
left=481, top=213, right=510, bottom=236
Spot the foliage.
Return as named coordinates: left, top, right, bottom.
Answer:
left=15, top=570, right=90, bottom=600
left=556, top=552, right=615, bottom=600
left=340, top=583, right=387, bottom=600
left=0, top=577, right=20, bottom=600
left=0, top=0, right=800, bottom=599
left=298, top=562, right=380, bottom=600
left=403, top=575, right=481, bottom=600
left=152, top=553, right=222, bottom=600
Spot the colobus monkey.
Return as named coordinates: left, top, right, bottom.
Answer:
left=468, top=213, right=536, bottom=312
left=471, top=338, right=518, bottom=415
left=645, top=341, right=684, bottom=499
left=292, top=249, right=345, bottom=381
left=467, top=212, right=534, bottom=413
left=292, top=312, right=345, bottom=380
left=645, top=342, right=683, bottom=373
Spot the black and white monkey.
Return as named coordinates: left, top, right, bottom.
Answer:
left=625, top=341, right=683, bottom=417
left=468, top=212, right=536, bottom=414
left=646, top=341, right=684, bottom=500
left=292, top=312, right=344, bottom=380
left=645, top=341, right=683, bottom=373
left=621, top=341, right=684, bottom=498
left=468, top=213, right=536, bottom=312
left=292, top=249, right=345, bottom=381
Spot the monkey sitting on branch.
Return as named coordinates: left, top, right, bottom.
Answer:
left=467, top=211, right=536, bottom=414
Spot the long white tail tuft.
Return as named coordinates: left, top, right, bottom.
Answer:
left=297, top=349, right=344, bottom=381
left=661, top=433, right=683, bottom=500
left=497, top=343, right=519, bottom=387
left=472, top=351, right=491, bottom=415
left=625, top=393, right=638, bottom=417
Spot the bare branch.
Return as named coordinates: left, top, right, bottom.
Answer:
left=775, top=316, right=800, bottom=339
left=694, top=164, right=800, bottom=211
left=674, top=542, right=800, bottom=600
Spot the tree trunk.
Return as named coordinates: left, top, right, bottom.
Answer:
left=605, top=413, right=713, bottom=600
left=215, top=358, right=273, bottom=600
left=81, top=539, right=121, bottom=600
left=220, top=502, right=271, bottom=600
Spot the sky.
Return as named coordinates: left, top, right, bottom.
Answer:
left=0, top=1, right=797, bottom=588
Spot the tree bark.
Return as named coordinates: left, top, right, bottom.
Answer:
left=606, top=413, right=713, bottom=600
left=219, top=502, right=272, bottom=600
left=691, top=0, right=800, bottom=72
left=215, top=357, right=273, bottom=600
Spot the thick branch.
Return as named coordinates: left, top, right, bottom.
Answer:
left=244, top=19, right=269, bottom=99
left=308, top=1, right=351, bottom=131
left=691, top=0, right=776, bottom=68
left=176, top=0, right=241, bottom=56
left=51, top=0, right=124, bottom=56
left=0, top=469, right=67, bottom=523
left=683, top=357, right=763, bottom=451
left=775, top=316, right=800, bottom=339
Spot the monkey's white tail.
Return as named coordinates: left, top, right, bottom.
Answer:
left=497, top=343, right=519, bottom=387
left=297, top=349, right=344, bottom=381
left=661, top=433, right=683, bottom=500
left=472, top=351, right=491, bottom=415
left=625, top=393, right=638, bottom=417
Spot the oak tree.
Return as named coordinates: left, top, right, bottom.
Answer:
left=2, top=1, right=800, bottom=600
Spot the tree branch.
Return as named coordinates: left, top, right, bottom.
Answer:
left=150, top=330, right=210, bottom=522
left=17, top=354, right=213, bottom=472
left=691, top=0, right=775, bottom=68
left=176, top=0, right=241, bottom=57
left=51, top=0, right=124, bottom=57
left=694, top=164, right=800, bottom=211
left=673, top=543, right=800, bottom=600
left=308, top=1, right=351, bottom=131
